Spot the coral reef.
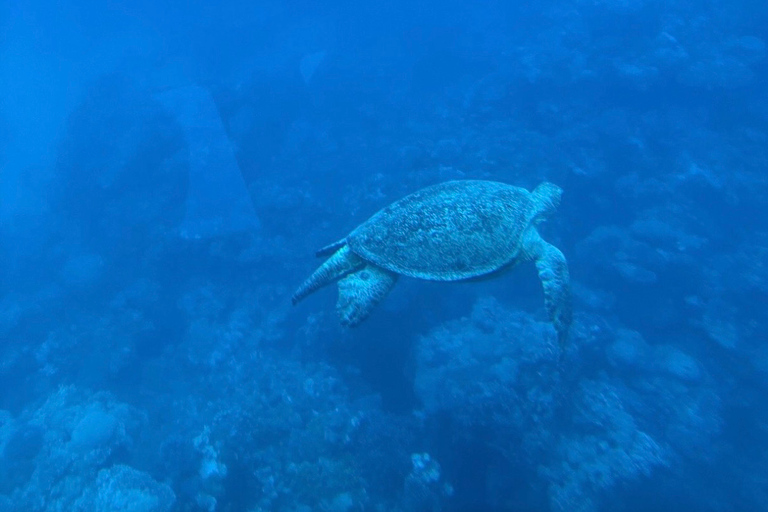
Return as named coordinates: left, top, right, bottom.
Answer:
left=1, top=0, right=766, bottom=510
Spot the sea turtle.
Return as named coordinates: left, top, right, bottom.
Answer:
left=292, top=180, right=572, bottom=345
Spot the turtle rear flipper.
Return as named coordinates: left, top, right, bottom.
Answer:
left=526, top=231, right=572, bottom=348
left=337, top=265, right=398, bottom=326
left=292, top=245, right=364, bottom=305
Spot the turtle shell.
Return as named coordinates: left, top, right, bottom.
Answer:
left=347, top=180, right=538, bottom=281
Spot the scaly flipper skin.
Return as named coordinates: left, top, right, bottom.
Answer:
left=336, top=265, right=398, bottom=326
left=292, top=245, right=364, bottom=305
left=525, top=230, right=572, bottom=348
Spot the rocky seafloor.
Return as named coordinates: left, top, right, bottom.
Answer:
left=1, top=1, right=767, bottom=511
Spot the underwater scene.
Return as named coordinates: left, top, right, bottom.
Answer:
left=1, top=0, right=767, bottom=510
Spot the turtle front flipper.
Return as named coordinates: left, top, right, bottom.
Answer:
left=292, top=245, right=365, bottom=305
left=337, top=265, right=398, bottom=326
left=525, top=232, right=572, bottom=348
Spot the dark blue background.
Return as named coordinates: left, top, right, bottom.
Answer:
left=1, top=0, right=767, bottom=510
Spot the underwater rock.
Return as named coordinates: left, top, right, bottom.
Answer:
left=54, top=76, right=186, bottom=254
left=606, top=328, right=651, bottom=370
left=300, top=51, right=327, bottom=84
left=577, top=226, right=662, bottom=286
left=680, top=35, right=766, bottom=89
left=0, top=387, right=145, bottom=510
left=414, top=296, right=560, bottom=432
left=155, top=84, right=259, bottom=239
left=73, top=464, right=175, bottom=512
left=0, top=419, right=44, bottom=494
left=193, top=426, right=227, bottom=481
left=544, top=380, right=668, bottom=512
left=651, top=345, right=702, bottom=383
left=401, top=453, right=451, bottom=512
left=69, top=409, right=119, bottom=452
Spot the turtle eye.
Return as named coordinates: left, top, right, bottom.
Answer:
left=359, top=271, right=370, bottom=281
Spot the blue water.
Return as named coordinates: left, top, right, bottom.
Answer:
left=2, top=1, right=767, bottom=510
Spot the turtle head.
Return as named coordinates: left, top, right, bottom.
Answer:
left=530, top=182, right=562, bottom=221
left=531, top=181, right=563, bottom=216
